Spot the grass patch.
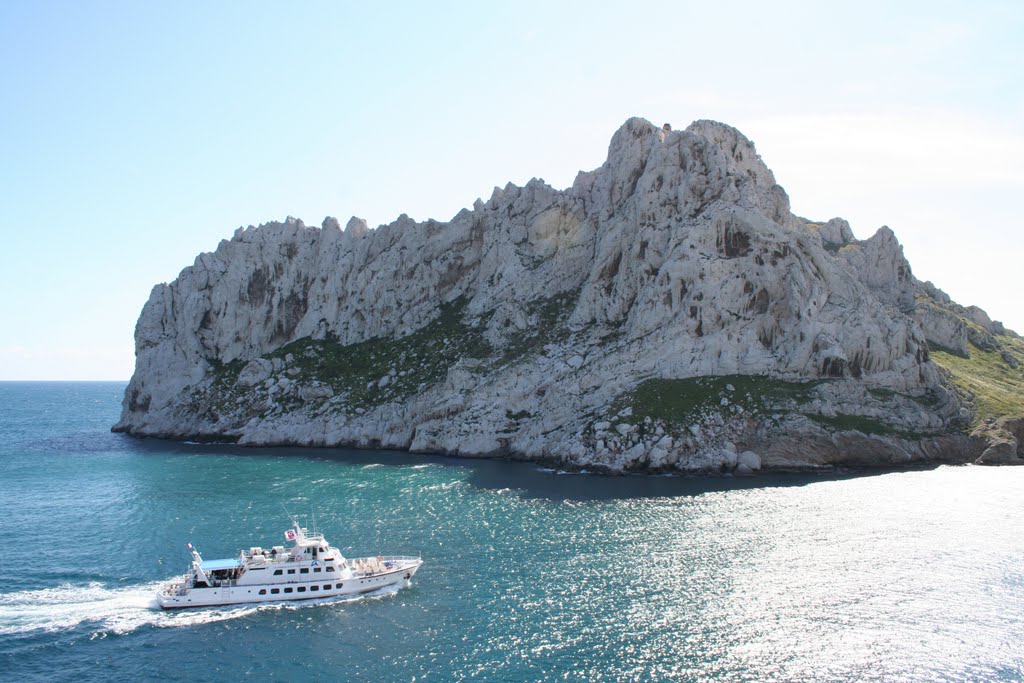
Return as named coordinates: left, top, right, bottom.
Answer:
left=207, top=357, right=245, bottom=388
left=867, top=386, right=941, bottom=409
left=611, top=374, right=945, bottom=440
left=806, top=413, right=895, bottom=435
left=271, top=297, right=492, bottom=412
left=187, top=291, right=585, bottom=420
left=615, top=375, right=819, bottom=429
left=932, top=335, right=1024, bottom=423
left=185, top=358, right=247, bottom=422
left=804, top=413, right=933, bottom=439
left=867, top=388, right=896, bottom=400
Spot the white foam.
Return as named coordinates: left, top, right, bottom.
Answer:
left=0, top=580, right=404, bottom=636
left=421, top=481, right=461, bottom=492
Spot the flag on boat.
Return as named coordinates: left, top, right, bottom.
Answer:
left=284, top=529, right=297, bottom=541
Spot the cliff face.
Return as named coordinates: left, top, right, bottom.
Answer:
left=114, top=117, right=1024, bottom=472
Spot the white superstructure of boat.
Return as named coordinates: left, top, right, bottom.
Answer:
left=157, top=518, right=422, bottom=609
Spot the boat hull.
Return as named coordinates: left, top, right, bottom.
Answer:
left=157, top=560, right=421, bottom=610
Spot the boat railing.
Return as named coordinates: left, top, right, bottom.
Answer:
left=378, top=555, right=421, bottom=563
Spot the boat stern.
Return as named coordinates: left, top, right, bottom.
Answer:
left=156, top=579, right=188, bottom=610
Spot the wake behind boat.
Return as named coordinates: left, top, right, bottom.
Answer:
left=157, top=518, right=422, bottom=609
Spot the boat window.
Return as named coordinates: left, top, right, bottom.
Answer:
left=323, top=584, right=331, bottom=590
left=259, top=589, right=267, bottom=595
left=310, top=586, right=318, bottom=591
left=300, top=568, right=309, bottom=574
left=287, top=569, right=295, bottom=574
left=284, top=587, right=293, bottom=593
left=297, top=586, right=306, bottom=592
left=314, top=568, right=322, bottom=573
left=273, top=570, right=282, bottom=576
left=326, top=567, right=334, bottom=572
left=271, top=588, right=280, bottom=594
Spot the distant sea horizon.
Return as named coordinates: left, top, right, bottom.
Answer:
left=0, top=379, right=128, bottom=382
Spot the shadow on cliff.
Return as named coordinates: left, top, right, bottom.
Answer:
left=119, top=435, right=926, bottom=502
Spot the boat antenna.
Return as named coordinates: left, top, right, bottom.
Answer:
left=281, top=502, right=298, bottom=527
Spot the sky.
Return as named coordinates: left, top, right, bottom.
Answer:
left=1, top=1, right=1021, bottom=380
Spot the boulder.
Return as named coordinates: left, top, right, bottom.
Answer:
left=237, top=359, right=273, bottom=387
left=737, top=450, right=761, bottom=471
left=976, top=441, right=1023, bottom=465
left=720, top=449, right=738, bottom=468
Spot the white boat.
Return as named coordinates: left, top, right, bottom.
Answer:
left=157, top=518, right=422, bottom=609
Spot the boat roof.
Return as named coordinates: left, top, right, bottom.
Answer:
left=200, top=558, right=242, bottom=571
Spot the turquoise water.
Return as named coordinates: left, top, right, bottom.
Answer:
left=1, top=382, right=1023, bottom=682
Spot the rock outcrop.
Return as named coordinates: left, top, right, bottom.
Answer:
left=114, top=117, right=1023, bottom=472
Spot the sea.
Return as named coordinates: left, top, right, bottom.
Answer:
left=0, top=381, right=1022, bottom=682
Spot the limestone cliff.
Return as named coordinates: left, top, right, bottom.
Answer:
left=114, top=117, right=1024, bottom=472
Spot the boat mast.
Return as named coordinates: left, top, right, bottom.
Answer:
left=187, top=543, right=210, bottom=585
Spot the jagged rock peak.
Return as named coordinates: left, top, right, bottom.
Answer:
left=568, top=116, right=792, bottom=229
left=344, top=216, right=369, bottom=238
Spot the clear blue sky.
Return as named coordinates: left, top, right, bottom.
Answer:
left=2, top=1, right=1021, bottom=380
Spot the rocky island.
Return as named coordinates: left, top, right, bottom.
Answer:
left=114, top=117, right=1024, bottom=472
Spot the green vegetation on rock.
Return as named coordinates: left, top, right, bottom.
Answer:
left=613, top=375, right=818, bottom=429
left=610, top=374, right=940, bottom=440
left=191, top=291, right=586, bottom=421
left=272, top=297, right=492, bottom=411
left=931, top=335, right=1024, bottom=424
left=207, top=357, right=245, bottom=387
left=184, top=358, right=246, bottom=423
left=804, top=413, right=930, bottom=439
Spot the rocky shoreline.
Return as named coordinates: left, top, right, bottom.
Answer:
left=114, top=117, right=1024, bottom=472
